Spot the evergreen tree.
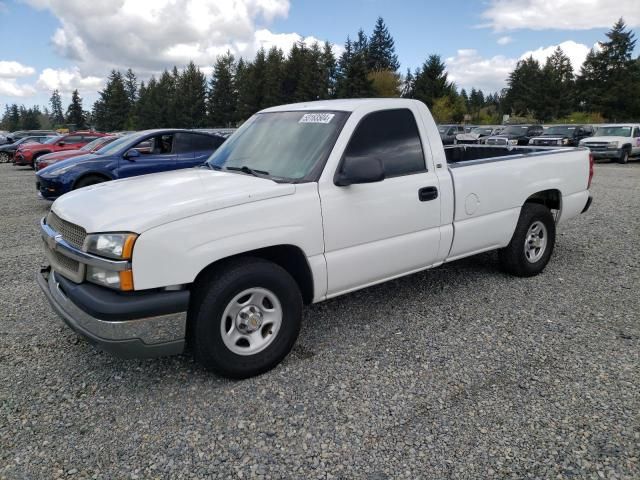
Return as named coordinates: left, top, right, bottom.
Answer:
left=124, top=68, right=138, bottom=106
left=460, top=88, right=469, bottom=110
left=209, top=52, right=237, bottom=126
left=412, top=55, right=455, bottom=108
left=234, top=58, right=253, bottom=122
left=21, top=106, right=41, bottom=129
left=174, top=61, right=207, bottom=127
left=576, top=18, right=639, bottom=120
left=5, top=104, right=20, bottom=131
left=367, top=17, right=399, bottom=72
left=262, top=46, right=285, bottom=107
left=320, top=41, right=337, bottom=99
left=65, top=89, right=85, bottom=128
left=502, top=56, right=543, bottom=118
left=156, top=69, right=178, bottom=127
left=94, top=70, right=130, bottom=131
left=539, top=47, right=574, bottom=121
left=336, top=35, right=374, bottom=98
left=136, top=78, right=162, bottom=129
left=49, top=89, right=64, bottom=126
left=401, top=68, right=415, bottom=98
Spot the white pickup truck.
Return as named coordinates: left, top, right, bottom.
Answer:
left=38, top=99, right=593, bottom=378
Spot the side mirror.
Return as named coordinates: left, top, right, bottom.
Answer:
left=335, top=156, right=385, bottom=187
left=124, top=148, right=140, bottom=160
left=57, top=141, right=65, bottom=147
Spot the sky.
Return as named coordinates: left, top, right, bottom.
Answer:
left=1, top=0, right=639, bottom=111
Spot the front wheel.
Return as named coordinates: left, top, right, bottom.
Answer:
left=498, top=203, right=556, bottom=277
left=0, top=152, right=9, bottom=163
left=189, top=258, right=303, bottom=378
left=618, top=149, right=629, bottom=164
left=74, top=175, right=107, bottom=189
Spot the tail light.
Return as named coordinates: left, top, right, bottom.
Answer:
left=587, top=153, right=594, bottom=189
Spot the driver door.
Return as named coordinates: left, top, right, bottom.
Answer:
left=117, top=133, right=177, bottom=178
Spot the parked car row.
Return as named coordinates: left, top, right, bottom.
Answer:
left=0, top=134, right=60, bottom=163
left=0, top=129, right=59, bottom=145
left=438, top=122, right=640, bottom=163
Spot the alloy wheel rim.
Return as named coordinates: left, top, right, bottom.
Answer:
left=220, top=287, right=282, bottom=356
left=524, top=220, right=547, bottom=263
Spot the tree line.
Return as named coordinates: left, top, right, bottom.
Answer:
left=1, top=17, right=638, bottom=133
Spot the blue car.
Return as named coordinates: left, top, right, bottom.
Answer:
left=36, top=129, right=228, bottom=200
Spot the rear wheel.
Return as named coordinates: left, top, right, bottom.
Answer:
left=74, top=175, right=107, bottom=189
left=0, top=152, right=9, bottom=163
left=498, top=203, right=556, bottom=277
left=189, top=258, right=303, bottom=378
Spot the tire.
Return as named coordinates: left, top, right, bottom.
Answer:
left=0, top=152, right=9, bottom=163
left=74, top=175, right=107, bottom=189
left=618, top=149, right=629, bottom=164
left=498, top=203, right=556, bottom=277
left=189, top=257, right=303, bottom=379
left=31, top=153, right=44, bottom=170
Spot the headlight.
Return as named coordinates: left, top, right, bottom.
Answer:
left=528, top=139, right=534, bottom=145
left=86, top=233, right=137, bottom=260
left=607, top=141, right=619, bottom=149
left=509, top=139, right=518, bottom=145
left=86, top=265, right=134, bottom=291
left=562, top=138, right=569, bottom=145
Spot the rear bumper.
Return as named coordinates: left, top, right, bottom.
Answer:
left=37, top=266, right=188, bottom=358
left=582, top=195, right=593, bottom=214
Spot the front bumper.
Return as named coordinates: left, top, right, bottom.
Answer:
left=37, top=266, right=189, bottom=358
left=587, top=149, right=622, bottom=160
left=14, top=153, right=30, bottom=165
left=36, top=176, right=64, bottom=200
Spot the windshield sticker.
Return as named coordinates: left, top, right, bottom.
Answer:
left=299, top=113, right=335, bottom=124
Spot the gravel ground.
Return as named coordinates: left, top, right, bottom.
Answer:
left=0, top=162, right=638, bottom=479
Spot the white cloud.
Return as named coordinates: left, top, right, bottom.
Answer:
left=447, top=40, right=593, bottom=92
left=446, top=49, right=517, bottom=93
left=481, top=0, right=640, bottom=31
left=25, top=0, right=312, bottom=76
left=36, top=67, right=103, bottom=94
left=0, top=79, right=37, bottom=97
left=520, top=40, right=593, bottom=71
left=0, top=61, right=36, bottom=78
left=497, top=36, right=512, bottom=45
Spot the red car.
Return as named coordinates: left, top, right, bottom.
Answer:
left=14, top=131, right=108, bottom=168
left=35, top=135, right=118, bottom=171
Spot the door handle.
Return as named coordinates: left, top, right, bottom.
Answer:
left=418, top=186, right=438, bottom=202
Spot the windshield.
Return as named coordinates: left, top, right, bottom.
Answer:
left=501, top=125, right=528, bottom=135
left=93, top=133, right=139, bottom=155
left=471, top=127, right=494, bottom=135
left=594, top=126, right=632, bottom=137
left=81, top=136, right=113, bottom=151
left=544, top=126, right=576, bottom=136
left=207, top=111, right=347, bottom=181
left=438, top=126, right=453, bottom=133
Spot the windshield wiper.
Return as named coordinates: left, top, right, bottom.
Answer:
left=204, top=163, right=222, bottom=170
left=225, top=165, right=270, bottom=177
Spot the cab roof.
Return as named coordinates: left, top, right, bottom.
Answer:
left=260, top=98, right=424, bottom=114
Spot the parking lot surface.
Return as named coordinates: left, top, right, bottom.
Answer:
left=0, top=162, right=638, bottom=479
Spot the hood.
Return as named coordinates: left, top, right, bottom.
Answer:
left=39, top=149, right=83, bottom=161
left=51, top=168, right=296, bottom=233
left=456, top=132, right=481, bottom=141
left=581, top=135, right=631, bottom=144
left=39, top=152, right=101, bottom=172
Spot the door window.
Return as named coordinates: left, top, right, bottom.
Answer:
left=63, top=135, right=83, bottom=143
left=344, top=109, right=426, bottom=177
left=172, top=133, right=192, bottom=153
left=633, top=127, right=640, bottom=138
left=131, top=135, right=174, bottom=156
left=190, top=133, right=224, bottom=151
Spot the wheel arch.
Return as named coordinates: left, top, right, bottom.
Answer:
left=192, top=244, right=315, bottom=305
left=71, top=171, right=112, bottom=189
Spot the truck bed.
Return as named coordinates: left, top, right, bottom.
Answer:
left=445, top=144, right=556, bottom=165
left=443, top=145, right=590, bottom=261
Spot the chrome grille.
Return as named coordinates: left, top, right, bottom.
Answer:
left=52, top=249, right=80, bottom=273
left=584, top=142, right=607, bottom=151
left=46, top=211, right=87, bottom=249
left=486, top=137, right=507, bottom=145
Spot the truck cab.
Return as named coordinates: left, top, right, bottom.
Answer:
left=580, top=124, right=640, bottom=164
